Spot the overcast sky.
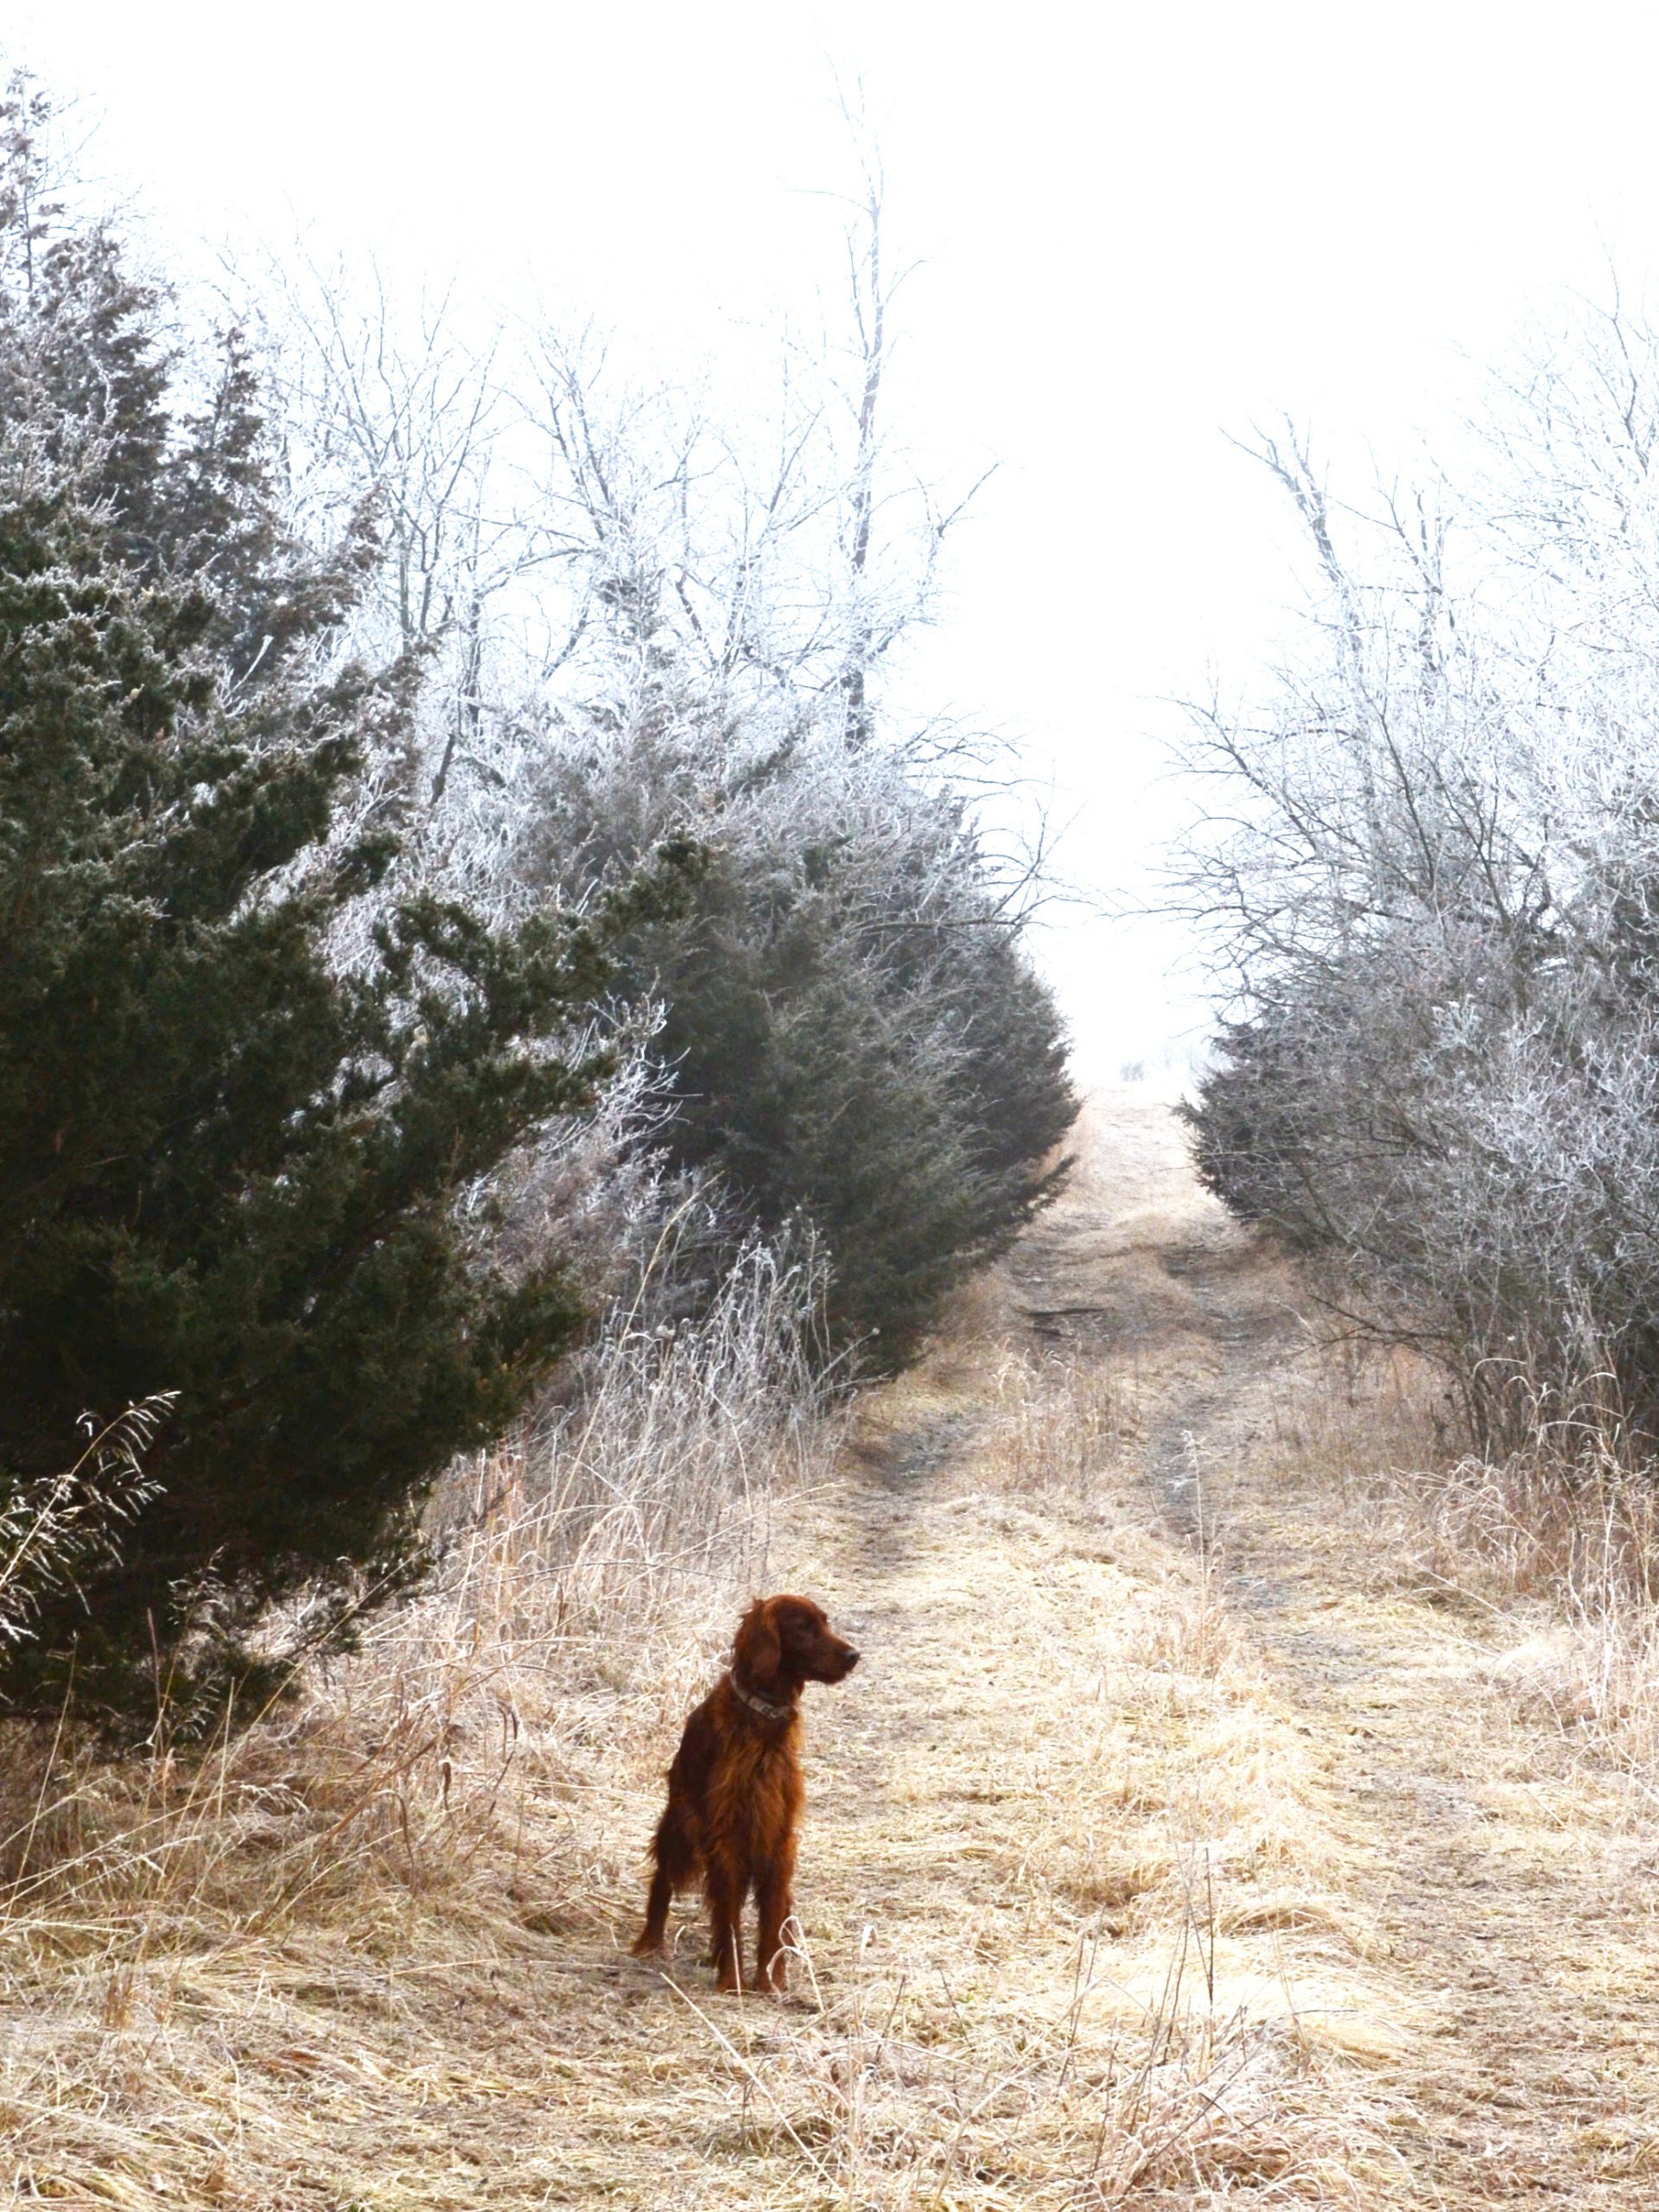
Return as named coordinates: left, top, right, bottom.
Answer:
left=14, top=1, right=1659, bottom=1077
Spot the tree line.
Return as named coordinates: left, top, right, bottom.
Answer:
left=0, top=77, right=1075, bottom=1730
left=1181, top=296, right=1659, bottom=1457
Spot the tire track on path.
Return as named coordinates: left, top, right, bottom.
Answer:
left=1046, top=1091, right=1659, bottom=2206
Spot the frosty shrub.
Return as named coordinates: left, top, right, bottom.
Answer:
left=1182, top=315, right=1659, bottom=1449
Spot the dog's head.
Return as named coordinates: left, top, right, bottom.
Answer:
left=733, top=1594, right=860, bottom=1694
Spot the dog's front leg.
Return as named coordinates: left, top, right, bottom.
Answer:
left=706, top=1862, right=747, bottom=1993
left=755, top=1840, right=798, bottom=1994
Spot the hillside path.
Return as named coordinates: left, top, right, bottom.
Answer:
left=549, top=1090, right=1659, bottom=2205
left=1000, top=1093, right=1659, bottom=2206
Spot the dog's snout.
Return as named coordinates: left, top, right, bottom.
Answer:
left=842, top=1646, right=861, bottom=1670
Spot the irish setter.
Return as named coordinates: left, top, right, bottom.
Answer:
left=632, top=1593, right=859, bottom=1993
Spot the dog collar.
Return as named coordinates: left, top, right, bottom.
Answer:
left=730, top=1675, right=793, bottom=1722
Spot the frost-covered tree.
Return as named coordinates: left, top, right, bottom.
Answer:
left=0, top=78, right=685, bottom=1728
left=1182, top=320, right=1659, bottom=1447
left=511, top=162, right=1072, bottom=1358
left=257, top=144, right=1076, bottom=1363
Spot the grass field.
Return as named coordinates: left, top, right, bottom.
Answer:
left=5, top=1093, right=1659, bottom=2206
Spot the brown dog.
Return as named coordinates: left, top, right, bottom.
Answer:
left=632, top=1593, right=859, bottom=1992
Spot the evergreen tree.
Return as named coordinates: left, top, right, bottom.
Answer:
left=0, top=80, right=684, bottom=1728
left=635, top=832, right=1073, bottom=1360
left=0, top=77, right=364, bottom=666
left=527, top=685, right=1075, bottom=1363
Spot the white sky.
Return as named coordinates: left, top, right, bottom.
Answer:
left=14, top=0, right=1659, bottom=1078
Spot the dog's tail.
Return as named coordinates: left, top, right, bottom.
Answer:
left=633, top=1802, right=697, bottom=1955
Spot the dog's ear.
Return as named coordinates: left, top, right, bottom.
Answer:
left=733, top=1597, right=780, bottom=1688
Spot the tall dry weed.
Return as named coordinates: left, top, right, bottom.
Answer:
left=666, top=1896, right=1405, bottom=2209
left=978, top=1345, right=1137, bottom=1496
left=1268, top=1337, right=1659, bottom=1797
left=0, top=1229, right=842, bottom=2203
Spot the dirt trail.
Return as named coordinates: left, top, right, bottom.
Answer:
left=1020, top=1093, right=1659, bottom=2206
left=562, top=1086, right=1659, bottom=2203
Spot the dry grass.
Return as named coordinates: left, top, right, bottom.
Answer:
left=1251, top=1311, right=1659, bottom=1796
left=1217, top=1307, right=1659, bottom=2192
left=0, top=1241, right=843, bottom=2206
left=15, top=1090, right=1659, bottom=2206
left=1342, top=1422, right=1659, bottom=1796
left=0, top=1113, right=1417, bottom=2209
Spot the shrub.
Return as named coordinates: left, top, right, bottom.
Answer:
left=526, top=682, right=1074, bottom=1363
left=1180, top=355, right=1659, bottom=1446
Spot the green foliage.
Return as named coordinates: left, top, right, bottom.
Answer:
left=0, top=65, right=1073, bottom=1736
left=0, top=79, right=683, bottom=1729
left=638, top=848, right=1073, bottom=1361
left=1181, top=1005, right=1340, bottom=1250
left=528, top=693, right=1075, bottom=1364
